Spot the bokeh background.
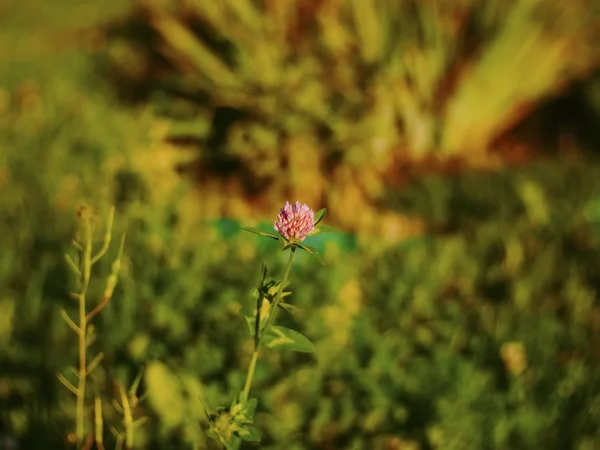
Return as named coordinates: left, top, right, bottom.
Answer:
left=2, top=0, right=600, bottom=448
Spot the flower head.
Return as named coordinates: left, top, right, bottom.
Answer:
left=274, top=201, right=315, bottom=243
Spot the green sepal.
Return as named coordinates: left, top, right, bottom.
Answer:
left=279, top=239, right=293, bottom=251
left=263, top=326, right=315, bottom=353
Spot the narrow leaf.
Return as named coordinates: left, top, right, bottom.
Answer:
left=112, top=398, right=124, bottom=414
left=129, top=366, right=145, bottom=396
left=240, top=304, right=256, bottom=337
left=309, top=225, right=337, bottom=236
left=236, top=398, right=257, bottom=424
left=60, top=309, right=81, bottom=334
left=71, top=239, right=83, bottom=251
left=278, top=302, right=305, bottom=315
left=314, top=208, right=327, bottom=226
left=133, top=417, right=148, bottom=428
left=241, top=227, right=279, bottom=241
left=225, top=435, right=241, bottom=450
left=198, top=396, right=214, bottom=425
left=57, top=374, right=79, bottom=396
left=298, top=245, right=325, bottom=265
left=64, top=254, right=80, bottom=276
left=87, top=352, right=104, bottom=374
left=263, top=326, right=315, bottom=353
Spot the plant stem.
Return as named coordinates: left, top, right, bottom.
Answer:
left=241, top=351, right=259, bottom=401
left=242, top=248, right=296, bottom=401
left=119, top=383, right=134, bottom=450
left=270, top=248, right=296, bottom=315
left=76, top=219, right=93, bottom=444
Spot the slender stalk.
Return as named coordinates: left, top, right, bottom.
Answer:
left=119, top=383, right=134, bottom=450
left=59, top=208, right=123, bottom=447
left=241, top=351, right=259, bottom=401
left=76, top=219, right=93, bottom=444
left=94, top=394, right=105, bottom=450
left=242, top=248, right=296, bottom=401
left=265, top=248, right=296, bottom=329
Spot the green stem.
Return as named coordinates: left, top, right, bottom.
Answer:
left=241, top=248, right=296, bottom=401
left=76, top=220, right=93, bottom=445
left=119, top=383, right=134, bottom=449
left=241, top=351, right=259, bottom=401
left=263, top=248, right=296, bottom=332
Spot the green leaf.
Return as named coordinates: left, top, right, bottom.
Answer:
left=206, top=429, right=218, bottom=439
left=234, top=398, right=257, bottom=424
left=260, top=263, right=267, bottom=282
left=198, top=396, right=214, bottom=425
left=298, top=244, right=324, bottom=265
left=314, top=208, right=327, bottom=226
left=240, top=304, right=256, bottom=337
left=237, top=425, right=261, bottom=442
left=225, top=436, right=241, bottom=450
left=278, top=302, right=305, bottom=315
left=263, top=326, right=315, bottom=353
left=241, top=227, right=279, bottom=241
left=309, top=225, right=336, bottom=236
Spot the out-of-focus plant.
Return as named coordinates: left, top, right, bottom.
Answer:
left=110, top=369, right=148, bottom=450
left=105, top=0, right=598, bottom=237
left=57, top=205, right=149, bottom=449
left=0, top=27, right=194, bottom=447
left=58, top=205, right=126, bottom=447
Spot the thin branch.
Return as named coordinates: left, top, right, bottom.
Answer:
left=86, top=352, right=104, bottom=375
left=57, top=374, right=79, bottom=396
left=71, top=239, right=83, bottom=252
left=85, top=331, right=96, bottom=348
left=64, top=254, right=81, bottom=276
left=82, top=435, right=95, bottom=450
left=112, top=399, right=124, bottom=414
left=133, top=417, right=148, bottom=428
left=94, top=395, right=104, bottom=450
left=86, top=295, right=110, bottom=323
left=90, top=206, right=115, bottom=265
left=119, top=382, right=135, bottom=449
left=60, top=309, right=81, bottom=334
left=87, top=233, right=126, bottom=322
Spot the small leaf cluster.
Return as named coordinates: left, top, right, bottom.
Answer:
left=206, top=395, right=260, bottom=449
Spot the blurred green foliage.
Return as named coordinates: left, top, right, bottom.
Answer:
left=1, top=1, right=600, bottom=449
left=103, top=0, right=599, bottom=234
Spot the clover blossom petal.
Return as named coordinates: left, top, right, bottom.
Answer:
left=274, top=201, right=315, bottom=243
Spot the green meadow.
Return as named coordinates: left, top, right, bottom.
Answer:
left=1, top=1, right=600, bottom=449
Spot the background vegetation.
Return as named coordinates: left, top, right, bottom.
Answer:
left=1, top=0, right=600, bottom=449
